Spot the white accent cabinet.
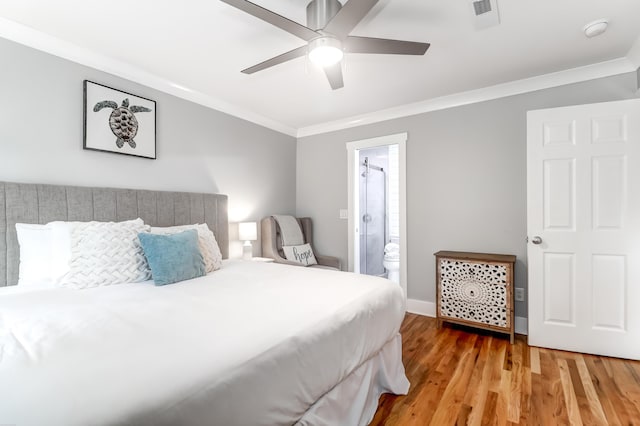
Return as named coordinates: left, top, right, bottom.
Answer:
left=435, top=251, right=516, bottom=343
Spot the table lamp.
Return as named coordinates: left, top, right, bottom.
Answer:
left=238, top=222, right=257, bottom=260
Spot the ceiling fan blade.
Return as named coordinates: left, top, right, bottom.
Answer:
left=242, top=45, right=308, bottom=74
left=324, top=63, right=344, bottom=90
left=323, top=0, right=379, bottom=39
left=345, top=36, right=430, bottom=55
left=220, top=0, right=319, bottom=41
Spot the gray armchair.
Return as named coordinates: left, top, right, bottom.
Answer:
left=261, top=216, right=341, bottom=270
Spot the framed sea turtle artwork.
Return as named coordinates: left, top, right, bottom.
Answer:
left=83, top=80, right=156, bottom=159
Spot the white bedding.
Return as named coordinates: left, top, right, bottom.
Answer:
left=0, top=260, right=407, bottom=426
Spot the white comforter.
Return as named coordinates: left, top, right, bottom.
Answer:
left=0, top=260, right=406, bottom=426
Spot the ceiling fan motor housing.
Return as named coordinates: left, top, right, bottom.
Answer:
left=306, top=0, right=342, bottom=30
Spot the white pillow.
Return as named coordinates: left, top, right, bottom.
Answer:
left=58, top=218, right=151, bottom=289
left=283, top=243, right=318, bottom=267
left=49, top=221, right=78, bottom=281
left=151, top=224, right=222, bottom=272
left=15, top=223, right=53, bottom=286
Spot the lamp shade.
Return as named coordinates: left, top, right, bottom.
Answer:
left=238, top=222, right=257, bottom=241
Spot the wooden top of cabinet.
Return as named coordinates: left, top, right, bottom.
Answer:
left=434, top=251, right=516, bottom=263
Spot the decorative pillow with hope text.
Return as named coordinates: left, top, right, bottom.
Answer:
left=282, top=243, right=318, bottom=267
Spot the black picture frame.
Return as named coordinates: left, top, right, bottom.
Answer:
left=83, top=80, right=157, bottom=159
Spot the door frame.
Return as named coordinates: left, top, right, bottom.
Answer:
left=346, top=132, right=408, bottom=298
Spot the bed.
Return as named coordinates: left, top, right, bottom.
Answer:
left=0, top=182, right=409, bottom=426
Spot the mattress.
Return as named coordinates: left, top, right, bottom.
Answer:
left=0, top=260, right=408, bottom=426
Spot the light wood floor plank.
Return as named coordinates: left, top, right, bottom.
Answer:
left=370, top=314, right=640, bottom=426
left=429, top=335, right=479, bottom=425
left=506, top=340, right=523, bottom=422
left=465, top=337, right=494, bottom=426
left=574, top=356, right=608, bottom=425
left=586, top=356, right=625, bottom=426
left=496, top=369, right=511, bottom=426
left=489, top=338, right=507, bottom=393
left=529, top=365, right=545, bottom=426
left=609, top=357, right=640, bottom=420
left=530, top=346, right=541, bottom=374
left=558, top=358, right=584, bottom=425
left=518, top=365, right=532, bottom=425
left=456, top=403, right=472, bottom=425
left=539, top=349, right=571, bottom=424
left=481, top=391, right=499, bottom=426
left=602, top=356, right=615, bottom=378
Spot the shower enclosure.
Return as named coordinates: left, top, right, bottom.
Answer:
left=359, top=154, right=387, bottom=276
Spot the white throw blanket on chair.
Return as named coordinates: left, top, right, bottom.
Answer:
left=272, top=215, right=304, bottom=246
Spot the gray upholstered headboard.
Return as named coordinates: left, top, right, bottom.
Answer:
left=0, top=181, right=229, bottom=287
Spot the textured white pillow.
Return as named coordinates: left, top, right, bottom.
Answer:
left=59, top=218, right=151, bottom=289
left=151, top=224, right=222, bottom=272
left=283, top=243, right=318, bottom=267
left=15, top=223, right=54, bottom=286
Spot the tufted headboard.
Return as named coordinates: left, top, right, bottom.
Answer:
left=0, top=181, right=229, bottom=287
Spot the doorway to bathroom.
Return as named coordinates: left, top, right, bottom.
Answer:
left=346, top=133, right=407, bottom=298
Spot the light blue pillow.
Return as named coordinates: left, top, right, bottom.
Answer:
left=138, top=229, right=206, bottom=286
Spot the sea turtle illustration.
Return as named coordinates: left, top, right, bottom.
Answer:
left=93, top=98, right=152, bottom=149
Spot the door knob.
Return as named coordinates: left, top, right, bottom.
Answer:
left=531, top=236, right=542, bottom=245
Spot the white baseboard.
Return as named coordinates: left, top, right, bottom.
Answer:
left=406, top=299, right=436, bottom=317
left=406, top=298, right=529, bottom=336
left=515, top=316, right=528, bottom=335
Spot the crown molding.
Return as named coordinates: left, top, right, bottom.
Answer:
left=0, top=16, right=297, bottom=137
left=1, top=16, right=637, bottom=140
left=296, top=57, right=637, bottom=138
left=627, top=35, right=640, bottom=68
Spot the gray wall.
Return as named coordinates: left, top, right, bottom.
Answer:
left=0, top=38, right=297, bottom=258
left=297, top=72, right=639, bottom=318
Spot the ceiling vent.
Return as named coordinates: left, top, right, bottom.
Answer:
left=470, top=0, right=500, bottom=29
left=473, top=0, right=492, bottom=16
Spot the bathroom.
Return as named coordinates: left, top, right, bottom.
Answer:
left=358, top=144, right=400, bottom=283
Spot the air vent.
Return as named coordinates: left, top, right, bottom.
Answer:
left=473, top=0, right=492, bottom=16
left=470, top=0, right=500, bottom=29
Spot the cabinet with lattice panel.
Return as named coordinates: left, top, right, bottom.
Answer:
left=435, top=251, right=516, bottom=343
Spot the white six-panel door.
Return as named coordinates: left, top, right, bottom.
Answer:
left=527, top=98, right=640, bottom=360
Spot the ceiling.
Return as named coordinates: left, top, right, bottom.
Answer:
left=1, top=0, right=639, bottom=136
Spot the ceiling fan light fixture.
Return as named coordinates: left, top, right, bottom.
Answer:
left=308, top=36, right=343, bottom=67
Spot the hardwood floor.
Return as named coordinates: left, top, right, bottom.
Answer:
left=370, top=314, right=640, bottom=425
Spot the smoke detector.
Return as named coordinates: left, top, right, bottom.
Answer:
left=470, top=0, right=500, bottom=30
left=583, top=19, right=608, bottom=38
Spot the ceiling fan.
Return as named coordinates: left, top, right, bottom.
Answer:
left=220, top=0, right=430, bottom=90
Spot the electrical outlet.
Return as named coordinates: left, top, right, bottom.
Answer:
left=339, top=209, right=348, bottom=219
left=515, top=287, right=525, bottom=302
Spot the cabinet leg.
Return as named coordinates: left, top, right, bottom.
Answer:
left=436, top=319, right=442, bottom=329
left=510, top=332, right=514, bottom=344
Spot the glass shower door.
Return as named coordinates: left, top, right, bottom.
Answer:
left=359, top=157, right=386, bottom=276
